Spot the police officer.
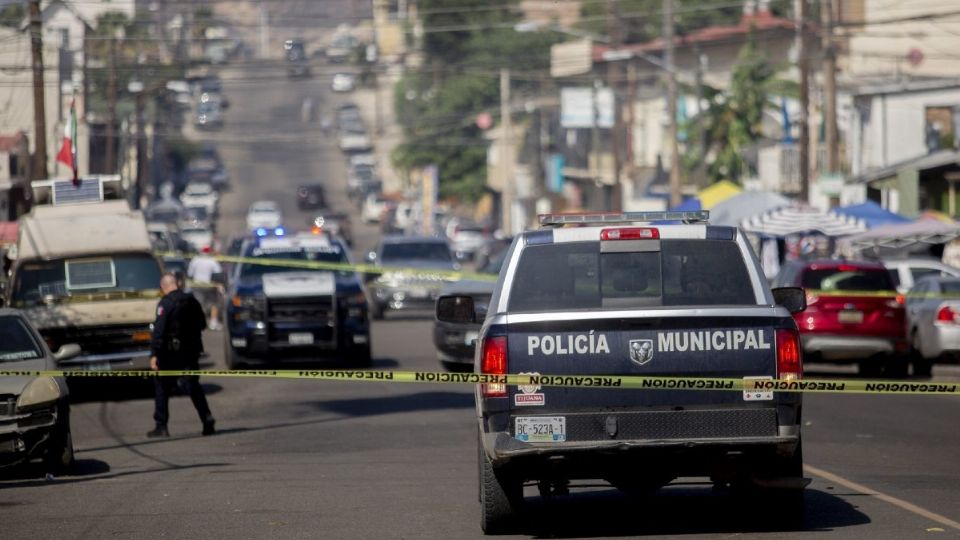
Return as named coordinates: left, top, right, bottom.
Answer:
left=148, top=272, right=216, bottom=438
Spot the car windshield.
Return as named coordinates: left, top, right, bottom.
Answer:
left=0, top=316, right=43, bottom=363
left=239, top=246, right=351, bottom=278
left=802, top=268, right=895, bottom=292
left=509, top=240, right=755, bottom=312
left=381, top=242, right=452, bottom=263
left=11, top=254, right=163, bottom=306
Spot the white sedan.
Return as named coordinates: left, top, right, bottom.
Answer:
left=180, top=182, right=219, bottom=216
left=331, top=73, right=357, bottom=93
left=246, top=200, right=283, bottom=231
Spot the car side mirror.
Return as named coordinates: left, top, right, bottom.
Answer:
left=436, top=295, right=476, bottom=324
left=772, top=287, right=807, bottom=314
left=54, top=343, right=82, bottom=362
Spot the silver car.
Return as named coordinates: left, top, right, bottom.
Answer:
left=905, top=276, right=960, bottom=376
left=0, top=309, right=77, bottom=472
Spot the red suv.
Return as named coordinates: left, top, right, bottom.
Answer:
left=774, top=260, right=908, bottom=377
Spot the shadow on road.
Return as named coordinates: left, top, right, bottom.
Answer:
left=509, top=485, right=869, bottom=537
left=0, top=459, right=229, bottom=490
left=68, top=379, right=224, bottom=404
left=303, top=390, right=473, bottom=417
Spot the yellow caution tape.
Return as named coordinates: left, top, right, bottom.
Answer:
left=1, top=370, right=958, bottom=395
left=158, top=252, right=498, bottom=283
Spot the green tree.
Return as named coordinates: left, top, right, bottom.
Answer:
left=392, top=0, right=559, bottom=203
left=578, top=0, right=792, bottom=44
left=0, top=3, right=24, bottom=28
left=693, top=35, right=781, bottom=184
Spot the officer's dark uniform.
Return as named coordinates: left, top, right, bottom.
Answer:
left=150, top=288, right=215, bottom=436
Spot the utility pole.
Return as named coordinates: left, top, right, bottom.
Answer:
left=822, top=0, right=839, bottom=174
left=664, top=0, right=681, bottom=207
left=105, top=31, right=119, bottom=175
left=29, top=0, right=48, bottom=180
left=135, top=90, right=147, bottom=208
left=796, top=0, right=811, bottom=202
left=259, top=0, right=269, bottom=59
left=500, top=68, right=513, bottom=234
left=606, top=0, right=623, bottom=211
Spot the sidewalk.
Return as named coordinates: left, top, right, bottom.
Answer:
left=351, top=68, right=404, bottom=194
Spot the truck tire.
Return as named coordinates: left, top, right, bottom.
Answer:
left=755, top=440, right=805, bottom=528
left=478, top=439, right=522, bottom=534
left=224, top=335, right=246, bottom=370
left=351, top=343, right=372, bottom=368
left=43, top=405, right=74, bottom=474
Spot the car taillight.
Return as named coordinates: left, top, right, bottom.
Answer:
left=600, top=227, right=659, bottom=240
left=936, top=304, right=960, bottom=325
left=776, top=329, right=802, bottom=381
left=480, top=336, right=507, bottom=397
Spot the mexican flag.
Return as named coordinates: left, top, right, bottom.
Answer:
left=56, top=94, right=78, bottom=183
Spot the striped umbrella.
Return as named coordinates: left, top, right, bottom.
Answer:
left=741, top=205, right=867, bottom=238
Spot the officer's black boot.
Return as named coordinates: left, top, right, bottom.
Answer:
left=202, top=418, right=216, bottom=436
left=147, top=425, right=170, bottom=438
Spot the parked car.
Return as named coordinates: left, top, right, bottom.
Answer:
left=145, top=198, right=185, bottom=224
left=338, top=129, right=372, bottom=153
left=366, top=236, right=458, bottom=319
left=297, top=184, right=327, bottom=210
left=774, top=259, right=909, bottom=377
left=883, top=257, right=960, bottom=294
left=445, top=218, right=489, bottom=261
left=331, top=73, right=357, bottom=92
left=180, top=182, right=219, bottom=217
left=361, top=193, right=389, bottom=224
left=179, top=221, right=215, bottom=253
left=246, top=200, right=283, bottom=231
left=0, top=310, right=76, bottom=472
left=433, top=249, right=508, bottom=371
left=347, top=163, right=377, bottom=200
left=905, top=275, right=960, bottom=376
left=194, top=100, right=224, bottom=130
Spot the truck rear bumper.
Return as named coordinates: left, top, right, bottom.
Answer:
left=485, top=431, right=800, bottom=467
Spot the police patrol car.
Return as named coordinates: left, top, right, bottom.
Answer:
left=436, top=211, right=808, bottom=533
left=224, top=231, right=370, bottom=368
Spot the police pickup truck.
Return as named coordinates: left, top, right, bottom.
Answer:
left=224, top=232, right=370, bottom=368
left=436, top=211, right=808, bottom=533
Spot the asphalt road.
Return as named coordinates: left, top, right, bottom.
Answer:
left=3, top=60, right=960, bottom=539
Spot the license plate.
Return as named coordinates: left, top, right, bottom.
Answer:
left=838, top=310, right=863, bottom=324
left=87, top=362, right=111, bottom=372
left=464, top=331, right=479, bottom=346
left=515, top=416, right=566, bottom=443
left=288, top=333, right=314, bottom=345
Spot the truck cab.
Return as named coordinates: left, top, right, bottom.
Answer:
left=5, top=177, right=162, bottom=372
left=438, top=211, right=808, bottom=533
left=224, top=231, right=370, bottom=368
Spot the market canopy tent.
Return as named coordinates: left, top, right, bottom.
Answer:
left=741, top=205, right=867, bottom=237
left=838, top=219, right=960, bottom=253
left=830, top=201, right=911, bottom=229
left=708, top=190, right=791, bottom=227
left=697, top=180, right=742, bottom=209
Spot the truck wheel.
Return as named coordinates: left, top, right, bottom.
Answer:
left=43, top=406, right=74, bottom=474
left=755, top=440, right=805, bottom=528
left=478, top=439, right=522, bottom=534
left=352, top=343, right=372, bottom=368
left=224, top=335, right=246, bottom=370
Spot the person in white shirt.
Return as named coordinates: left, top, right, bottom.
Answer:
left=188, top=246, right=224, bottom=330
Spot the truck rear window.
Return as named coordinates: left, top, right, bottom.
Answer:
left=508, top=240, right=756, bottom=311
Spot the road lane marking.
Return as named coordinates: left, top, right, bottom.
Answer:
left=806, top=464, right=960, bottom=531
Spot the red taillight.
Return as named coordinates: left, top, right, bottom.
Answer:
left=480, top=336, right=508, bottom=397
left=837, top=264, right=858, bottom=272
left=936, top=305, right=959, bottom=325
left=600, top=227, right=659, bottom=241
left=776, top=329, right=803, bottom=380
